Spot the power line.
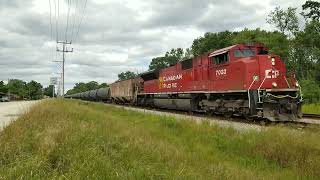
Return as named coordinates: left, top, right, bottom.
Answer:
left=73, top=0, right=87, bottom=43
left=49, top=0, right=53, bottom=41
left=49, top=0, right=88, bottom=97
left=70, top=0, right=79, bottom=42
left=57, top=0, right=60, bottom=41
left=49, top=0, right=54, bottom=68
left=54, top=0, right=58, bottom=42
left=65, top=0, right=71, bottom=41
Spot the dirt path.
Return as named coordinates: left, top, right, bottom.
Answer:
left=0, top=101, right=38, bottom=131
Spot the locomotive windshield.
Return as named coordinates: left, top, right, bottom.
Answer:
left=234, top=49, right=255, bottom=58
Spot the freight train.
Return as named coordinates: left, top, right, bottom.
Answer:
left=65, top=43, right=303, bottom=121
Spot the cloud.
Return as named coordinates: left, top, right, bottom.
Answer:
left=0, top=0, right=305, bottom=93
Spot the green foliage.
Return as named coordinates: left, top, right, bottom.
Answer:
left=1, top=100, right=319, bottom=178
left=266, top=6, right=299, bottom=35
left=44, top=85, right=55, bottom=97
left=117, top=71, right=137, bottom=81
left=302, top=0, right=320, bottom=21
left=191, top=31, right=234, bottom=56
left=85, top=81, right=99, bottom=90
left=26, top=80, right=43, bottom=100
left=66, top=81, right=107, bottom=95
left=0, top=81, right=8, bottom=93
left=233, top=28, right=290, bottom=63
left=302, top=103, right=320, bottom=114
left=0, top=79, right=43, bottom=99
left=291, top=20, right=320, bottom=82
left=148, top=56, right=168, bottom=70
left=149, top=48, right=185, bottom=70
left=98, top=83, right=108, bottom=88
left=300, top=79, right=320, bottom=103
left=7, top=79, right=27, bottom=98
left=183, top=48, right=194, bottom=60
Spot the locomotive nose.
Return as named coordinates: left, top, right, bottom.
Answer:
left=257, top=55, right=288, bottom=89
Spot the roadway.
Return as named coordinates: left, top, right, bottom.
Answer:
left=0, top=101, right=38, bottom=131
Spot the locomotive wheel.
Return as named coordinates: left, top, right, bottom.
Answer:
left=224, top=112, right=233, bottom=119
left=244, top=114, right=254, bottom=121
left=206, top=110, right=214, bottom=116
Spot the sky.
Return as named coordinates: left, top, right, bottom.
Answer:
left=0, top=0, right=306, bottom=92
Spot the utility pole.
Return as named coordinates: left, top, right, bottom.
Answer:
left=7, top=78, right=10, bottom=101
left=56, top=41, right=73, bottom=97
left=52, top=85, right=55, bottom=98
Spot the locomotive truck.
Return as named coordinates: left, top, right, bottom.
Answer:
left=66, top=43, right=303, bottom=122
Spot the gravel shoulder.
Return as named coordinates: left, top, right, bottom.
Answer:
left=0, top=101, right=38, bottom=131
left=105, top=104, right=263, bottom=132
left=297, top=118, right=320, bottom=125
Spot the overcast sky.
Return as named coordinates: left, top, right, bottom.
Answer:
left=0, top=0, right=306, bottom=92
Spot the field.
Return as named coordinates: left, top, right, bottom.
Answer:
left=302, top=103, right=320, bottom=114
left=0, top=100, right=320, bottom=179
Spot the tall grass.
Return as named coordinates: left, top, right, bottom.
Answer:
left=302, top=103, right=320, bottom=114
left=0, top=99, right=319, bottom=179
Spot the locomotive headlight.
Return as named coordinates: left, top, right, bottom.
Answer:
left=272, top=82, right=277, bottom=87
left=271, top=57, right=276, bottom=66
left=295, top=82, right=299, bottom=87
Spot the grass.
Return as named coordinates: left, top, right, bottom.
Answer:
left=302, top=103, right=320, bottom=114
left=0, top=99, right=320, bottom=179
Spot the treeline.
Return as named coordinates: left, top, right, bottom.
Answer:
left=117, top=1, right=320, bottom=102
left=0, top=79, right=55, bottom=100
left=66, top=81, right=108, bottom=95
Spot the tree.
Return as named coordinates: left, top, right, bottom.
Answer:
left=191, top=31, right=235, bottom=56
left=149, top=57, right=170, bottom=71
left=183, top=48, right=194, bottom=60
left=300, top=79, right=320, bottom=103
left=165, top=48, right=184, bottom=63
left=98, top=83, right=108, bottom=88
left=0, top=81, right=8, bottom=93
left=149, top=48, right=185, bottom=70
left=118, top=71, right=137, bottom=81
left=44, top=85, right=55, bottom=97
left=86, top=81, right=99, bottom=90
left=67, top=81, right=111, bottom=95
left=266, top=6, right=299, bottom=36
left=302, top=0, right=320, bottom=21
left=7, top=79, right=27, bottom=98
left=291, top=20, right=320, bottom=80
left=26, top=80, right=43, bottom=100
left=232, top=28, right=290, bottom=65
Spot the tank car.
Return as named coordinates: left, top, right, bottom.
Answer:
left=65, top=87, right=110, bottom=102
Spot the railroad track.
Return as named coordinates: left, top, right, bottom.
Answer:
left=100, top=101, right=320, bottom=127
left=74, top=99, right=319, bottom=128
left=303, top=113, right=320, bottom=120
left=128, top=104, right=320, bottom=126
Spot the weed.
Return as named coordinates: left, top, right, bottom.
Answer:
left=0, top=99, right=319, bottom=179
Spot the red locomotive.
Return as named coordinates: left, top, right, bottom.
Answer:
left=138, top=43, right=302, bottom=121
left=67, top=43, right=302, bottom=121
